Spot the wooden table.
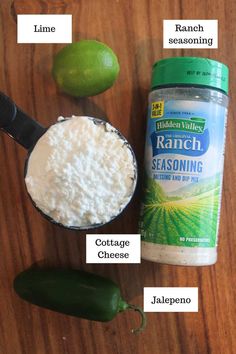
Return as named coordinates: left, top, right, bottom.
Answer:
left=0, top=1, right=235, bottom=353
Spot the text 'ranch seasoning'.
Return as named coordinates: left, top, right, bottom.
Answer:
left=140, top=57, right=229, bottom=266
left=25, top=116, right=137, bottom=228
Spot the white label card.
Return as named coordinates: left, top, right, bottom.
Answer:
left=86, top=234, right=141, bottom=264
left=144, top=287, right=198, bottom=312
left=163, top=20, right=218, bottom=48
left=17, top=14, right=72, bottom=43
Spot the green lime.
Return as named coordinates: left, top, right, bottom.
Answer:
left=52, top=40, right=120, bottom=97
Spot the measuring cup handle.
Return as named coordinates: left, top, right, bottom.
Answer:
left=0, top=92, right=46, bottom=150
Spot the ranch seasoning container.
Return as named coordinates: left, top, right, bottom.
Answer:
left=140, top=57, right=229, bottom=266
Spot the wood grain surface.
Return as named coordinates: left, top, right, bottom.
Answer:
left=0, top=0, right=235, bottom=353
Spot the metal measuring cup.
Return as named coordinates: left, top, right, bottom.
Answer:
left=0, top=92, right=138, bottom=230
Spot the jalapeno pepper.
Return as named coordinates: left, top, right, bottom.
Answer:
left=14, top=268, right=146, bottom=334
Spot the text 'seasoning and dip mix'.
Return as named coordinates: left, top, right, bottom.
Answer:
left=140, top=57, right=229, bottom=266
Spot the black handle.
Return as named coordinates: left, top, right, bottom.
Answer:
left=0, top=92, right=46, bottom=150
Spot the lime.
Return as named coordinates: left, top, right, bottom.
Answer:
left=52, top=40, right=120, bottom=97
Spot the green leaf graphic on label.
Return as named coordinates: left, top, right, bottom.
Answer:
left=156, top=118, right=205, bottom=134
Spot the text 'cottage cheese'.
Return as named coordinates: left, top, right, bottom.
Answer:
left=25, top=116, right=136, bottom=228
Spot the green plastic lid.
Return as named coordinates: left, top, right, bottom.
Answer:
left=151, top=57, right=229, bottom=94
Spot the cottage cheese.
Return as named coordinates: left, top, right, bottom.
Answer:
left=25, top=116, right=136, bottom=228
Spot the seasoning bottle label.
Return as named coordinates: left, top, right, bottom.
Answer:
left=140, top=99, right=227, bottom=247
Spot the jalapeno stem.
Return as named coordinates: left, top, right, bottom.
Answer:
left=118, top=299, right=147, bottom=334
left=127, top=304, right=147, bottom=334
